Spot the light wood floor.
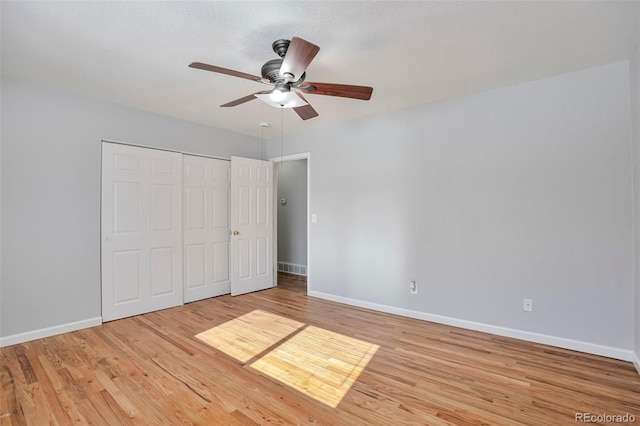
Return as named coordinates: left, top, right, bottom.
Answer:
left=2, top=275, right=639, bottom=425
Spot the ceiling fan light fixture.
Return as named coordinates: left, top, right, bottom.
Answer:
left=269, top=85, right=287, bottom=102
left=255, top=89, right=308, bottom=109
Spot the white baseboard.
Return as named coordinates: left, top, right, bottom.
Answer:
left=0, top=317, right=102, bottom=348
left=633, top=351, right=640, bottom=375
left=308, top=291, right=633, bottom=362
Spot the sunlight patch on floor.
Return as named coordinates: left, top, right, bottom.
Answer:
left=195, top=310, right=305, bottom=363
left=250, top=326, right=379, bottom=408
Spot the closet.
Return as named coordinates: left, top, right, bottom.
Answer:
left=101, top=142, right=273, bottom=322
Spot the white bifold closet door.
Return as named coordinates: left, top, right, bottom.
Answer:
left=183, top=155, right=231, bottom=302
left=101, top=143, right=183, bottom=322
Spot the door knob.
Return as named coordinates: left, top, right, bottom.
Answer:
left=232, top=230, right=240, bottom=236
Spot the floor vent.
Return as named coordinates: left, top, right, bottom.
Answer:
left=277, top=262, right=307, bottom=276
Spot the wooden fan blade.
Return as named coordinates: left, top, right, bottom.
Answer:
left=298, top=82, right=373, bottom=100
left=221, top=91, right=270, bottom=107
left=189, top=62, right=262, bottom=82
left=293, top=93, right=318, bottom=120
left=280, top=37, right=320, bottom=82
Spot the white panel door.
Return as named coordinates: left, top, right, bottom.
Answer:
left=101, top=142, right=183, bottom=321
left=183, top=155, right=231, bottom=302
left=230, top=156, right=274, bottom=296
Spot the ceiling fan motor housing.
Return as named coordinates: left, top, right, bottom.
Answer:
left=261, top=58, right=284, bottom=82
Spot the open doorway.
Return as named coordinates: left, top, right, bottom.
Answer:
left=272, top=153, right=310, bottom=294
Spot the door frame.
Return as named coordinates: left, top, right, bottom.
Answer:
left=270, top=152, right=311, bottom=294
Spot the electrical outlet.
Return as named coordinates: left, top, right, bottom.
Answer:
left=523, top=298, right=533, bottom=312
left=409, top=280, right=417, bottom=294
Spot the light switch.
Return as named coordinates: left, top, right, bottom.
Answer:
left=311, top=214, right=317, bottom=223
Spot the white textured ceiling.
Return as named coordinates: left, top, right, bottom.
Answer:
left=2, top=1, right=639, bottom=139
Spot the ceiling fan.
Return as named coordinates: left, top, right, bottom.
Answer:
left=189, top=37, right=373, bottom=120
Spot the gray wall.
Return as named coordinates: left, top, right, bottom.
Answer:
left=631, top=43, right=640, bottom=361
left=277, top=160, right=307, bottom=267
left=0, top=76, right=260, bottom=338
left=268, top=61, right=634, bottom=351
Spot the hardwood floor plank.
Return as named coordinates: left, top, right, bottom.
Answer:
left=0, top=364, right=25, bottom=426
left=1, top=275, right=639, bottom=425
